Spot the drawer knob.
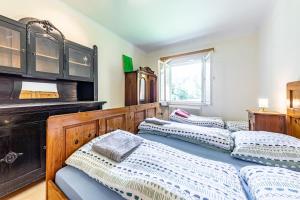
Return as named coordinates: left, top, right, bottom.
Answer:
left=88, top=133, right=92, bottom=138
left=74, top=139, right=79, bottom=145
left=0, top=151, right=23, bottom=164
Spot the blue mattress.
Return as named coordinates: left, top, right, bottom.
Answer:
left=56, top=133, right=255, bottom=200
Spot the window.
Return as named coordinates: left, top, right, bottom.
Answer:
left=159, top=51, right=212, bottom=105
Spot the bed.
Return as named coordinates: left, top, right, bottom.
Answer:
left=169, top=109, right=249, bottom=132
left=45, top=102, right=257, bottom=200
left=46, top=80, right=300, bottom=200
left=54, top=133, right=254, bottom=200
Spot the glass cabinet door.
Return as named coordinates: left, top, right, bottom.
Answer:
left=0, top=21, right=26, bottom=74
left=69, top=48, right=91, bottom=78
left=34, top=35, right=60, bottom=74
left=66, top=42, right=94, bottom=81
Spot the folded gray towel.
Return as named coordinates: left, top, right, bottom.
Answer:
left=144, top=117, right=171, bottom=125
left=92, top=130, right=143, bottom=162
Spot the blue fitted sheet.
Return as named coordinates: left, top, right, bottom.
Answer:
left=55, top=166, right=124, bottom=200
left=56, top=133, right=255, bottom=200
left=139, top=133, right=256, bottom=169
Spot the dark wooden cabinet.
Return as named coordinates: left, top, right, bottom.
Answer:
left=0, top=16, right=26, bottom=75
left=0, top=14, right=102, bottom=197
left=19, top=18, right=64, bottom=79
left=247, top=110, right=286, bottom=134
left=65, top=40, right=95, bottom=82
left=0, top=101, right=106, bottom=198
left=0, top=16, right=98, bottom=83
left=0, top=113, right=46, bottom=198
left=125, top=67, right=157, bottom=106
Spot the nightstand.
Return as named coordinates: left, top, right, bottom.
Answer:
left=247, top=110, right=286, bottom=134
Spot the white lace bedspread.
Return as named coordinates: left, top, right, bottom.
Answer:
left=139, top=121, right=233, bottom=151
left=66, top=131, right=247, bottom=200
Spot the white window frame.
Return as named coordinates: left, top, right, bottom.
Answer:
left=158, top=51, right=212, bottom=106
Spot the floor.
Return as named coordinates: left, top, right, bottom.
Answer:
left=2, top=181, right=45, bottom=200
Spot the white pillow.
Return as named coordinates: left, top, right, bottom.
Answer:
left=139, top=121, right=233, bottom=151
left=169, top=111, right=225, bottom=129
left=225, top=121, right=249, bottom=132
left=240, top=165, right=300, bottom=200
left=232, top=131, right=300, bottom=171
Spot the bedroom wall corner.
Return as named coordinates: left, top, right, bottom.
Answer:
left=258, top=0, right=300, bottom=113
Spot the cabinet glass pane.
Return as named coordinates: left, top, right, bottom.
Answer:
left=35, top=37, right=59, bottom=74
left=69, top=48, right=91, bottom=78
left=0, top=26, right=21, bottom=68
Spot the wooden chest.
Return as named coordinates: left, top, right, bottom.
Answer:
left=247, top=110, right=286, bottom=134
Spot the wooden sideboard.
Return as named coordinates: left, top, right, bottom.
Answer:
left=247, top=110, right=286, bottom=134
left=0, top=101, right=105, bottom=198
left=0, top=13, right=103, bottom=198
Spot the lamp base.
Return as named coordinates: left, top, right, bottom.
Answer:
left=259, top=108, right=266, bottom=112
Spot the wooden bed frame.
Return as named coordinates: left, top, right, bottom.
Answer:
left=46, top=103, right=160, bottom=200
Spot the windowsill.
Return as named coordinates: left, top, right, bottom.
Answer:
left=160, top=101, right=210, bottom=107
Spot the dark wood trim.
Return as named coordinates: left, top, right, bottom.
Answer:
left=0, top=15, right=26, bottom=28
left=160, top=48, right=214, bottom=62
left=93, top=45, right=98, bottom=101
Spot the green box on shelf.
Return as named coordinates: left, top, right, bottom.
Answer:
left=123, top=55, right=133, bottom=72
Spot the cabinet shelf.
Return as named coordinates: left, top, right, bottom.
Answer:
left=0, top=44, right=20, bottom=52
left=35, top=53, right=59, bottom=60
left=69, top=60, right=90, bottom=67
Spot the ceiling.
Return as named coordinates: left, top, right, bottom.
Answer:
left=61, top=0, right=274, bottom=52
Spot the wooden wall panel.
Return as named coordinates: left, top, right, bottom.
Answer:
left=133, top=111, right=145, bottom=133
left=98, top=119, right=106, bottom=136
left=65, top=122, right=97, bottom=158
left=146, top=108, right=156, bottom=118
left=288, top=117, right=300, bottom=139
left=106, top=114, right=126, bottom=132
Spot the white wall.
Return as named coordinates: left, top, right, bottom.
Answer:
left=146, top=33, right=259, bottom=120
left=258, top=0, right=300, bottom=113
left=1, top=0, right=146, bottom=108
left=5, top=0, right=296, bottom=118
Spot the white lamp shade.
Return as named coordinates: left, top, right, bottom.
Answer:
left=258, top=98, right=269, bottom=108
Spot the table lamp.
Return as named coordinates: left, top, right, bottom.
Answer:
left=258, top=98, right=269, bottom=112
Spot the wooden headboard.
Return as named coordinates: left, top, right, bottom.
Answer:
left=46, top=103, right=160, bottom=187
left=287, top=81, right=300, bottom=138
